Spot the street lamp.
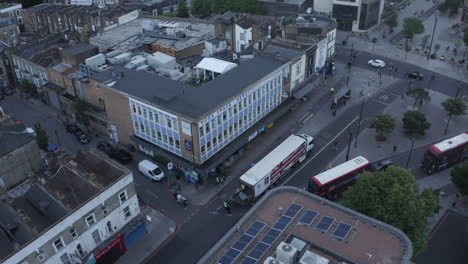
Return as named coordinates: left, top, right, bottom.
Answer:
left=354, top=98, right=365, bottom=148
left=405, top=138, right=415, bottom=169
left=345, top=131, right=353, bottom=161
left=427, top=12, right=438, bottom=60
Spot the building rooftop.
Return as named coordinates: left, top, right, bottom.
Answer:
left=0, top=3, right=22, bottom=12
left=90, top=18, right=215, bottom=53
left=105, top=55, right=286, bottom=119
left=0, top=123, right=35, bottom=157
left=258, top=0, right=306, bottom=4
left=60, top=42, right=98, bottom=56
left=199, top=187, right=412, bottom=264
left=236, top=15, right=276, bottom=29
left=262, top=44, right=303, bottom=60
left=0, top=150, right=129, bottom=261
left=14, top=34, right=67, bottom=67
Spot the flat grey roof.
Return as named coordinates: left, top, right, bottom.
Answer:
left=108, top=55, right=286, bottom=119
left=0, top=124, right=35, bottom=157
left=61, top=43, right=97, bottom=56
left=263, top=44, right=303, bottom=60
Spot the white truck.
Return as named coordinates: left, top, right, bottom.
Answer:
left=235, top=134, right=314, bottom=204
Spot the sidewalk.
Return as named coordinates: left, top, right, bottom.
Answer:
left=116, top=206, right=176, bottom=264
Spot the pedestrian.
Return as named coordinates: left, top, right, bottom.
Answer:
left=333, top=141, right=338, bottom=150
left=452, top=202, right=456, bottom=208
left=456, top=193, right=460, bottom=199
left=224, top=201, right=231, bottom=214
left=330, top=87, right=335, bottom=95
left=173, top=191, right=178, bottom=201
left=241, top=184, right=245, bottom=191
left=393, top=145, right=397, bottom=152
left=332, top=108, right=336, bottom=116
left=216, top=176, right=220, bottom=184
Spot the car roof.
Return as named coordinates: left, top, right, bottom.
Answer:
left=139, top=159, right=159, bottom=169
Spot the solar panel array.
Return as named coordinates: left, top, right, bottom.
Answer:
left=217, top=220, right=266, bottom=264
left=298, top=210, right=319, bottom=226
left=316, top=216, right=336, bottom=233
left=333, top=223, right=352, bottom=240
left=240, top=203, right=303, bottom=264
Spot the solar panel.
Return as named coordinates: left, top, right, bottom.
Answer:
left=216, top=221, right=266, bottom=264
left=316, top=216, right=335, bottom=233
left=299, top=210, right=319, bottom=226
left=273, top=221, right=288, bottom=231
left=278, top=215, right=293, bottom=224
left=283, top=203, right=303, bottom=218
left=333, top=223, right=352, bottom=240
left=240, top=257, right=257, bottom=264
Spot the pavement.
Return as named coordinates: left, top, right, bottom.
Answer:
left=338, top=0, right=468, bottom=83
left=115, top=206, right=176, bottom=264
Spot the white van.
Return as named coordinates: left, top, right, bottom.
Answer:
left=138, top=160, right=165, bottom=181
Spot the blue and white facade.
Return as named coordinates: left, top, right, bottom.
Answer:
left=129, top=99, right=182, bottom=156
left=198, top=69, right=284, bottom=163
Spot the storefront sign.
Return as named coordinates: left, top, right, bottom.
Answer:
left=185, top=140, right=192, bottom=151
left=95, top=235, right=125, bottom=259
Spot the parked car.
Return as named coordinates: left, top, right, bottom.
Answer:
left=109, top=149, right=133, bottom=164
left=66, top=124, right=81, bottom=134
left=138, top=160, right=165, bottom=181
left=75, top=131, right=90, bottom=144
left=97, top=141, right=115, bottom=154
left=1, top=86, right=13, bottom=95
left=368, top=59, right=385, bottom=68
left=371, top=159, right=393, bottom=172
left=406, top=71, right=424, bottom=80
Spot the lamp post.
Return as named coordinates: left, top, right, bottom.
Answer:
left=405, top=139, right=415, bottom=169
left=354, top=98, right=365, bottom=148
left=427, top=12, right=438, bottom=60
left=345, top=131, right=353, bottom=161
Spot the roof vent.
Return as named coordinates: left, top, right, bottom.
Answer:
left=276, top=242, right=297, bottom=264
left=264, top=257, right=284, bottom=264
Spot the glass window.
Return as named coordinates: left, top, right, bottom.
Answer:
left=234, top=122, right=238, bottom=130
left=59, top=253, right=69, bottom=264
left=205, top=123, right=210, bottom=133
left=155, top=113, right=159, bottom=123
left=217, top=115, right=221, bottom=125
left=207, top=141, right=212, bottom=150
left=239, top=119, right=243, bottom=127
left=70, top=228, right=77, bottom=239
left=124, top=206, right=131, bottom=219
left=218, top=134, right=222, bottom=142
left=137, top=106, right=141, bottom=115
left=163, top=134, right=168, bottom=143
left=257, top=106, right=260, bottom=114
left=92, top=229, right=101, bottom=245
left=167, top=119, right=172, bottom=128
left=228, top=126, right=233, bottom=134
left=199, top=126, right=204, bottom=136
left=119, top=191, right=127, bottom=203
left=148, top=111, right=153, bottom=121
left=86, top=214, right=95, bottom=227
left=243, top=98, right=247, bottom=107
left=143, top=109, right=147, bottom=118
left=222, top=111, right=227, bottom=121
left=157, top=131, right=162, bottom=141
left=140, top=124, right=145, bottom=133
left=223, top=130, right=227, bottom=138
left=169, top=137, right=174, bottom=146
left=132, top=104, right=136, bottom=113
left=233, top=105, right=237, bottom=114
left=53, top=237, right=64, bottom=251
left=151, top=128, right=156, bottom=138
left=175, top=139, right=180, bottom=148
left=201, top=145, right=206, bottom=153
left=213, top=137, right=217, bottom=146
left=134, top=121, right=139, bottom=131
left=76, top=244, right=84, bottom=257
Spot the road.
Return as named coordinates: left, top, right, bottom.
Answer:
left=1, top=46, right=466, bottom=264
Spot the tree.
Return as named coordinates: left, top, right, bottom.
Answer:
left=19, top=79, right=34, bottom=94
left=402, top=111, right=431, bottom=136
left=191, top=0, right=261, bottom=18
left=72, top=98, right=90, bottom=128
left=421, top=35, right=430, bottom=51
left=452, top=163, right=468, bottom=196
left=369, top=113, right=396, bottom=141
left=385, top=12, right=398, bottom=30
left=442, top=97, right=467, bottom=117
left=341, top=166, right=439, bottom=256
left=406, top=88, right=431, bottom=108
left=177, top=0, right=189, bottom=18
left=403, top=18, right=425, bottom=48
left=434, top=43, right=441, bottom=54
left=34, top=123, right=49, bottom=149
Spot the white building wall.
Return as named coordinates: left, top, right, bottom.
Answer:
left=313, top=0, right=333, bottom=15
left=3, top=173, right=139, bottom=264
left=290, top=55, right=305, bottom=91
left=234, top=24, right=252, bottom=53
left=315, top=37, right=327, bottom=72
left=326, top=28, right=336, bottom=59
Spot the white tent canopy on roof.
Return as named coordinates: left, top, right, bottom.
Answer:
left=196, top=57, right=237, bottom=80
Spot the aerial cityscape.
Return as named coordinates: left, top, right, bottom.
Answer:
left=0, top=0, right=467, bottom=263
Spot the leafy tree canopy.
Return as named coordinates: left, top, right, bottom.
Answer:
left=385, top=12, right=398, bottom=29
left=369, top=113, right=396, bottom=141
left=177, top=0, right=189, bottom=18
left=341, top=166, right=439, bottom=256
left=34, top=123, right=49, bottom=149
left=402, top=110, right=431, bottom=136
left=406, top=88, right=431, bottom=107
left=403, top=18, right=425, bottom=40
left=452, top=163, right=468, bottom=196
left=442, top=97, right=467, bottom=116
left=191, top=0, right=262, bottom=18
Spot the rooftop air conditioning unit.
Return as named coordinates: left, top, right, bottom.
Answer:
left=264, top=256, right=285, bottom=264
left=276, top=242, right=297, bottom=264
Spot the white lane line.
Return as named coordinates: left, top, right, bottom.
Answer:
left=383, top=91, right=400, bottom=97
left=302, top=113, right=314, bottom=124
left=145, top=189, right=159, bottom=199
left=282, top=116, right=359, bottom=186
left=299, top=112, right=309, bottom=123
left=372, top=99, right=391, bottom=106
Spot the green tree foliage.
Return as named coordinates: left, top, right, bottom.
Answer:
left=191, top=0, right=262, bottom=18
left=385, top=12, right=398, bottom=29
left=72, top=98, right=90, bottom=127
left=451, top=163, right=468, bottom=196
left=437, top=0, right=462, bottom=15
left=402, top=111, right=431, bottom=136
left=341, top=166, right=439, bottom=256
left=406, top=88, right=431, bottom=108
left=403, top=18, right=425, bottom=45
left=369, top=113, right=396, bottom=141
left=442, top=97, right=467, bottom=117
left=34, top=123, right=49, bottom=149
left=177, top=0, right=189, bottom=18
left=19, top=79, right=33, bottom=94
left=421, top=35, right=430, bottom=51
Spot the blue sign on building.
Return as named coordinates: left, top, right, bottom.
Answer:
left=185, top=140, right=192, bottom=151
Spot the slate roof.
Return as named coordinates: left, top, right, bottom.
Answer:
left=60, top=43, right=97, bottom=56
left=0, top=124, right=35, bottom=157
left=108, top=55, right=287, bottom=119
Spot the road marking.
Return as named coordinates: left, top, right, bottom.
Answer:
left=145, top=189, right=159, bottom=199
left=299, top=112, right=309, bottom=123
left=302, top=113, right=314, bottom=124
left=372, top=98, right=391, bottom=106
left=383, top=90, right=400, bottom=97
left=282, top=116, right=359, bottom=186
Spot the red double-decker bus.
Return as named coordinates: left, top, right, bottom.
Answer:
left=308, top=156, right=372, bottom=200
left=421, top=132, right=468, bottom=174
